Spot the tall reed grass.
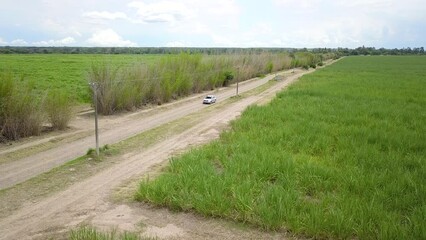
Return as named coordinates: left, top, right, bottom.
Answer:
left=69, top=226, right=153, bottom=240
left=0, top=72, right=43, bottom=140
left=136, top=56, right=426, bottom=239
left=45, top=89, right=74, bottom=130
left=88, top=52, right=324, bottom=115
left=0, top=71, right=74, bottom=140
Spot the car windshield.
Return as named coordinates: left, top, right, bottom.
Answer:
left=205, top=96, right=212, bottom=99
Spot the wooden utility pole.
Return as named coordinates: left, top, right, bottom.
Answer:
left=236, top=67, right=240, bottom=96
left=89, top=82, right=99, bottom=156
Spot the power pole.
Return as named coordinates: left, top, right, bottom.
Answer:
left=89, top=82, right=100, bottom=156
left=236, top=78, right=239, bottom=96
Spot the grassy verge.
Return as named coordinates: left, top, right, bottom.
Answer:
left=69, top=225, right=155, bottom=240
left=136, top=56, right=426, bottom=239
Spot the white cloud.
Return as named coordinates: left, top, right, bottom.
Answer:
left=144, top=0, right=240, bottom=47
left=42, top=19, right=82, bottom=37
left=1, top=0, right=424, bottom=48
left=11, top=39, right=28, bottom=46
left=32, top=37, right=76, bottom=46
left=83, top=11, right=128, bottom=20
left=128, top=1, right=194, bottom=23
left=165, top=41, right=186, bottom=47
left=86, top=29, right=138, bottom=47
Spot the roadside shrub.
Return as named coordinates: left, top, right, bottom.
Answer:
left=0, top=72, right=13, bottom=129
left=222, top=71, right=234, bottom=87
left=277, top=54, right=293, bottom=70
left=291, top=59, right=299, bottom=68
left=0, top=74, right=44, bottom=140
left=302, top=65, right=309, bottom=70
left=266, top=61, right=274, bottom=73
left=69, top=225, right=152, bottom=240
left=86, top=148, right=96, bottom=156
left=1, top=95, right=43, bottom=140
left=45, top=89, right=74, bottom=130
left=88, top=63, right=125, bottom=115
left=86, top=144, right=112, bottom=158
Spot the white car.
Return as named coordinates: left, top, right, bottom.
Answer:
left=203, top=95, right=217, bottom=104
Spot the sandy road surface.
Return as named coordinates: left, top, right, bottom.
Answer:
left=0, top=69, right=306, bottom=190
left=0, top=67, right=319, bottom=239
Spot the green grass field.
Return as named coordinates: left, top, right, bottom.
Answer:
left=136, top=56, right=426, bottom=239
left=0, top=54, right=159, bottom=103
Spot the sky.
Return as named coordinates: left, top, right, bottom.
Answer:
left=0, top=0, right=425, bottom=48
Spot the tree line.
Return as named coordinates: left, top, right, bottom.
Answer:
left=0, top=46, right=424, bottom=55
left=0, top=47, right=294, bottom=55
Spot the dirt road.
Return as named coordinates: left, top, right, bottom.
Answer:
left=0, top=66, right=321, bottom=239
left=1, top=69, right=307, bottom=190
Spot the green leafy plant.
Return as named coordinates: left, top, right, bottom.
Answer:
left=266, top=61, right=274, bottom=73
left=69, top=225, right=154, bottom=240
left=0, top=72, right=43, bottom=140
left=45, top=89, right=74, bottom=130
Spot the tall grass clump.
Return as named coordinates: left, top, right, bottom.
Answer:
left=89, top=62, right=153, bottom=114
left=88, top=52, right=331, bottom=115
left=45, top=88, right=74, bottom=130
left=0, top=71, right=44, bottom=140
left=88, top=63, right=122, bottom=115
left=69, top=226, right=154, bottom=240
left=136, top=56, right=426, bottom=239
left=153, top=53, right=201, bottom=102
left=290, top=52, right=322, bottom=69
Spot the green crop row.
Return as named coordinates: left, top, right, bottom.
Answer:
left=136, top=56, right=426, bottom=239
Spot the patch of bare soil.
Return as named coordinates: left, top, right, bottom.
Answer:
left=0, top=63, right=334, bottom=239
